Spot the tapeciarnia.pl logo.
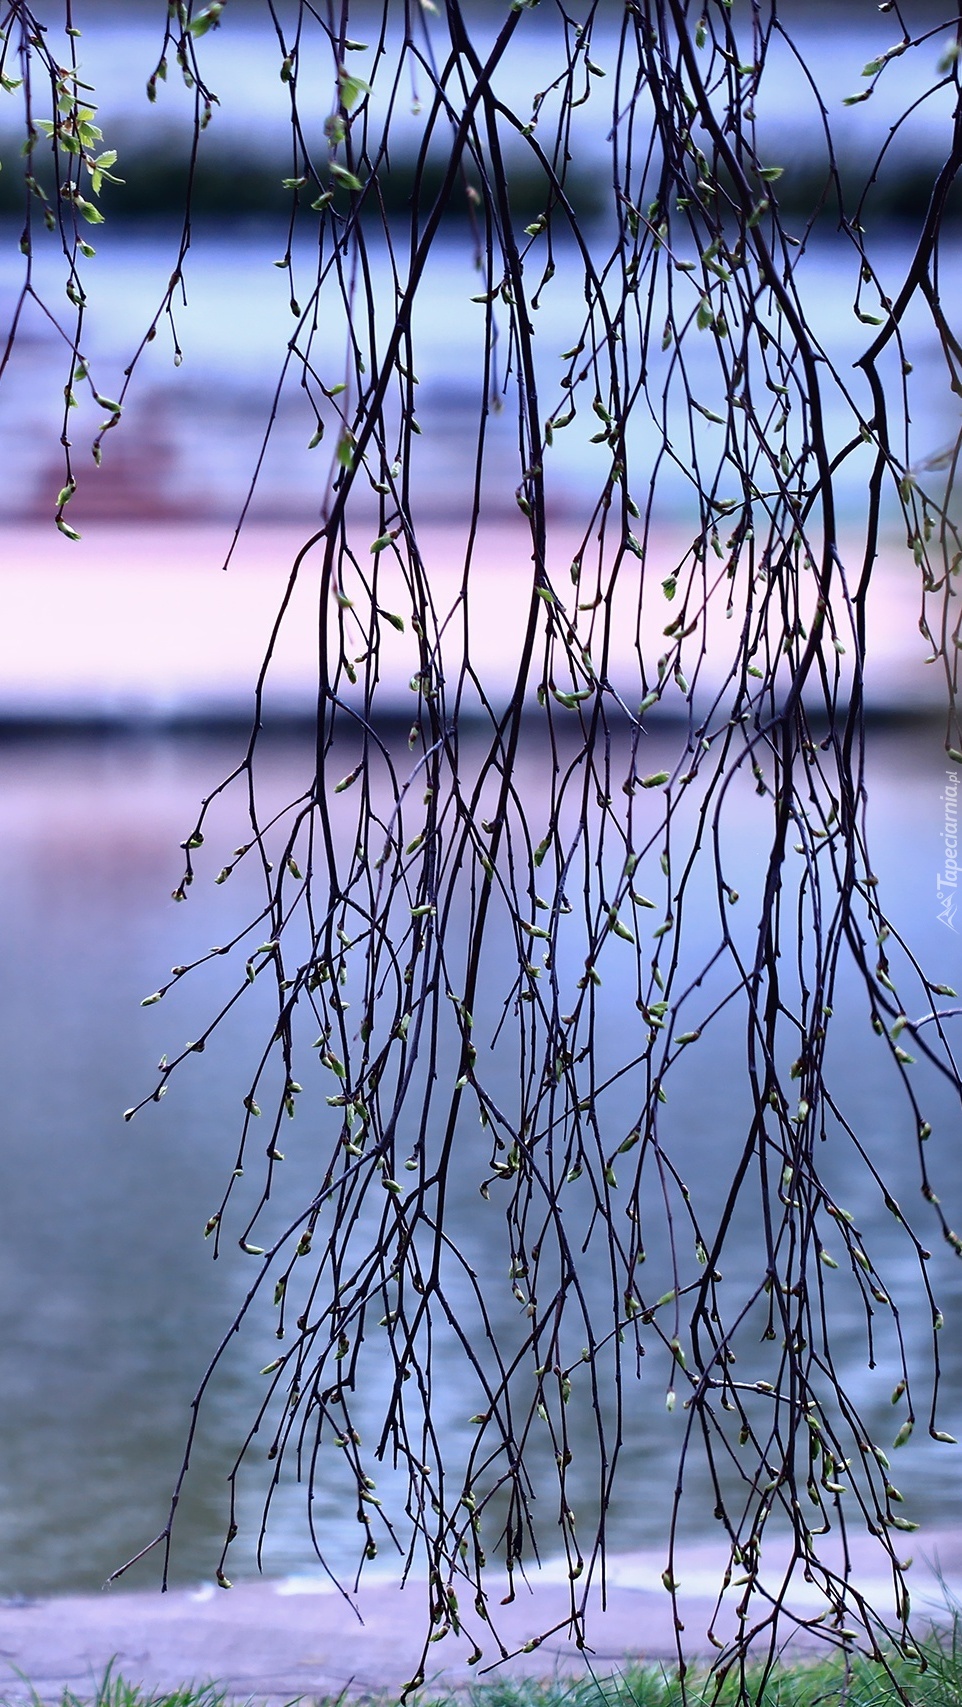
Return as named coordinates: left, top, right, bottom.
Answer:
left=938, top=768, right=958, bottom=932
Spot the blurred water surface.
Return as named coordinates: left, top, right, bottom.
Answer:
left=2, top=225, right=958, bottom=536
left=0, top=725, right=960, bottom=1598
left=1, top=4, right=959, bottom=529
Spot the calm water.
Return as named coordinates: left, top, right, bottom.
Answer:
left=2, top=0, right=959, bottom=533
left=2, top=224, right=957, bottom=552
left=0, top=725, right=960, bottom=1598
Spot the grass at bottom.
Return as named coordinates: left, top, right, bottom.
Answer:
left=472, top=1632, right=962, bottom=1707
left=3, top=1626, right=962, bottom=1707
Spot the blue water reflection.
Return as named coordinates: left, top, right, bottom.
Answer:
left=0, top=725, right=959, bottom=1597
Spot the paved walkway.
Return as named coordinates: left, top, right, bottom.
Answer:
left=3, top=1538, right=961, bottom=1703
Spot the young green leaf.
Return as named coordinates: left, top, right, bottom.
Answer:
left=330, top=162, right=364, bottom=192
left=338, top=70, right=371, bottom=111
left=188, top=3, right=225, bottom=36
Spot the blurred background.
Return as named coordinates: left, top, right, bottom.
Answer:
left=1, top=0, right=961, bottom=1606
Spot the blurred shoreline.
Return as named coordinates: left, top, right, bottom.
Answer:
left=2, top=1532, right=961, bottom=1702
